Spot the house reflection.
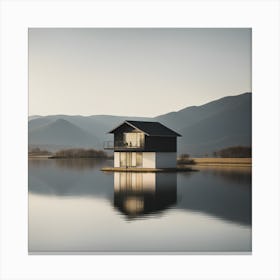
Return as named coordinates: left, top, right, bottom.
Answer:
left=113, top=172, right=177, bottom=218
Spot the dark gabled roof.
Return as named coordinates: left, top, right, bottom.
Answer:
left=109, top=120, right=181, bottom=137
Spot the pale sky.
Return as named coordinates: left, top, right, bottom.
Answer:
left=29, top=28, right=251, bottom=117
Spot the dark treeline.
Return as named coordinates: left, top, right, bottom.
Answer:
left=177, top=153, right=195, bottom=165
left=213, top=146, right=251, bottom=158
left=51, top=148, right=111, bottom=159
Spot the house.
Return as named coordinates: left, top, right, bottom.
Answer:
left=104, top=120, right=181, bottom=169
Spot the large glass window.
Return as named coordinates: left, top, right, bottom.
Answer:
left=120, top=152, right=127, bottom=167
left=124, top=133, right=144, bottom=147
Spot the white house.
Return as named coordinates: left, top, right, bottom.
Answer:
left=104, top=120, right=181, bottom=169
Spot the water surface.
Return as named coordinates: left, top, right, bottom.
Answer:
left=28, top=159, right=251, bottom=253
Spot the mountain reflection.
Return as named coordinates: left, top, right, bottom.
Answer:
left=113, top=173, right=177, bottom=219
left=196, top=166, right=252, bottom=186
left=29, top=158, right=110, bottom=170
left=28, top=158, right=113, bottom=198
left=29, top=159, right=251, bottom=226
left=177, top=166, right=251, bottom=226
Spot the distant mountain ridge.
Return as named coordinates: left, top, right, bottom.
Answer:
left=29, top=92, right=252, bottom=155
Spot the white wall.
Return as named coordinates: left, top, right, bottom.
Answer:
left=114, top=152, right=120, bottom=167
left=155, top=152, right=177, bottom=168
left=142, top=152, right=156, bottom=168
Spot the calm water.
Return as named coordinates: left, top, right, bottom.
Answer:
left=28, top=159, right=252, bottom=253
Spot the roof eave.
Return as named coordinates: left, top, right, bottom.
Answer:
left=149, top=134, right=181, bottom=137
left=107, top=121, right=150, bottom=136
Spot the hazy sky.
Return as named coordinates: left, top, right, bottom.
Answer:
left=29, top=28, right=251, bottom=117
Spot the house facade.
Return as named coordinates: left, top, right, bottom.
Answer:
left=105, top=120, right=181, bottom=169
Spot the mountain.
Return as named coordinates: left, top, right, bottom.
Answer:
left=29, top=118, right=101, bottom=151
left=28, top=92, right=252, bottom=155
left=28, top=115, right=42, bottom=121
left=156, top=92, right=252, bottom=155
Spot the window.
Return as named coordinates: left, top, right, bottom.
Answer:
left=124, top=133, right=144, bottom=147
left=119, top=152, right=142, bottom=167
left=136, top=152, right=142, bottom=167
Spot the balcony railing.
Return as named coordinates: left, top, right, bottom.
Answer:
left=103, top=141, right=114, bottom=150
left=103, top=140, right=144, bottom=150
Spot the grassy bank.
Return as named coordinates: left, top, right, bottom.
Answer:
left=28, top=155, right=51, bottom=158
left=189, top=157, right=252, bottom=166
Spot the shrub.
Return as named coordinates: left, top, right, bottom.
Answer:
left=177, top=153, right=195, bottom=165
left=53, top=148, right=109, bottom=158
left=213, top=146, right=251, bottom=158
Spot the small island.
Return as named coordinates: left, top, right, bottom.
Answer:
left=29, top=147, right=112, bottom=159
left=50, top=148, right=112, bottom=159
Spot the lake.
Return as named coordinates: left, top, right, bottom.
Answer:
left=28, top=158, right=251, bottom=253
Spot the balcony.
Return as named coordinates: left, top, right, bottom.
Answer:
left=103, top=140, right=144, bottom=150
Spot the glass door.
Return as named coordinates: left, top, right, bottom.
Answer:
left=120, top=152, right=126, bottom=167
left=120, top=152, right=136, bottom=167
left=136, top=152, right=143, bottom=167
left=126, top=153, right=132, bottom=167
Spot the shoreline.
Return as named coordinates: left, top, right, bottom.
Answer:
left=28, top=155, right=112, bottom=159
left=190, top=157, right=251, bottom=167
left=28, top=156, right=252, bottom=167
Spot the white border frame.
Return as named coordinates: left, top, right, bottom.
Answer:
left=1, top=0, right=279, bottom=279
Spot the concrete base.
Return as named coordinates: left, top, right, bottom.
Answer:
left=101, top=167, right=196, bottom=172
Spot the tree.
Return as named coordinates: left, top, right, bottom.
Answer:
left=213, top=146, right=251, bottom=158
